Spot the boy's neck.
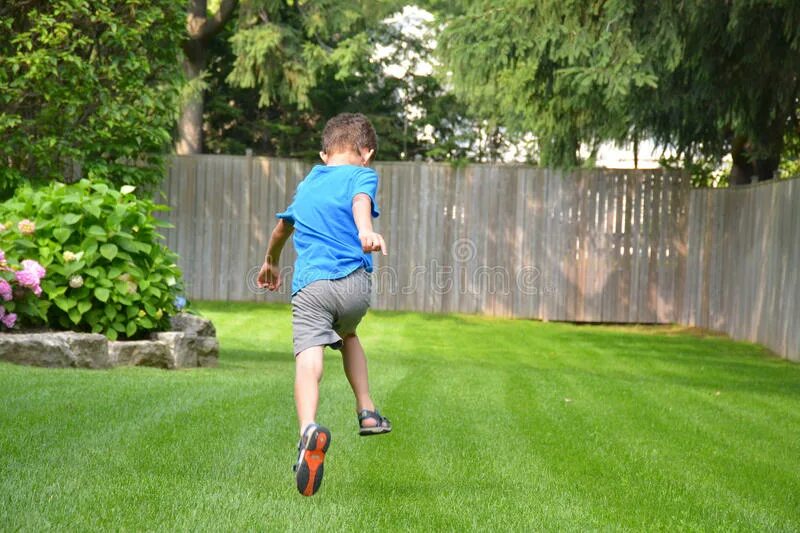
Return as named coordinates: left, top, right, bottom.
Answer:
left=320, top=148, right=374, bottom=167
left=325, top=153, right=364, bottom=167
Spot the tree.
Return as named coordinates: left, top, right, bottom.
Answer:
left=201, top=10, right=412, bottom=160
left=434, top=1, right=800, bottom=183
left=179, top=0, right=400, bottom=156
left=202, top=4, right=528, bottom=163
left=0, top=0, right=185, bottom=193
left=177, top=0, right=238, bottom=155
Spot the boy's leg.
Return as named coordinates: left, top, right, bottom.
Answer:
left=341, top=334, right=389, bottom=429
left=341, top=334, right=374, bottom=413
left=295, top=345, right=324, bottom=436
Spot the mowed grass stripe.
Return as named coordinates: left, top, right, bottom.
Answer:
left=1, top=365, right=292, bottom=530
left=514, top=336, right=799, bottom=530
left=0, top=301, right=798, bottom=531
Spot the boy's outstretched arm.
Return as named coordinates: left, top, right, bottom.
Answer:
left=353, top=193, right=387, bottom=255
left=257, top=219, right=294, bottom=291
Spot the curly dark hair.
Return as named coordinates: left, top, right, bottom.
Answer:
left=321, top=113, right=378, bottom=155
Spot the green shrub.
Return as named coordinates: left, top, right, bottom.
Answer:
left=0, top=180, right=184, bottom=340
left=0, top=0, right=184, bottom=194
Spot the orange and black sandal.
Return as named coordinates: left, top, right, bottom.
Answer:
left=358, top=409, right=392, bottom=436
left=293, top=423, right=331, bottom=496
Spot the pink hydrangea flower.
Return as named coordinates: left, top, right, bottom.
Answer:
left=0, top=249, right=5, bottom=263
left=0, top=279, right=11, bottom=301
left=17, top=219, right=35, bottom=236
left=20, top=259, right=45, bottom=279
left=15, top=269, right=42, bottom=295
left=1, top=312, right=17, bottom=328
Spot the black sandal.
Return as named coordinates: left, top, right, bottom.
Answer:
left=358, top=409, right=392, bottom=436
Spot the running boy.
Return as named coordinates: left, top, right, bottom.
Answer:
left=256, top=113, right=392, bottom=497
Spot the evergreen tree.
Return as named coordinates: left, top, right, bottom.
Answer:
left=434, top=1, right=800, bottom=182
left=203, top=5, right=527, bottom=163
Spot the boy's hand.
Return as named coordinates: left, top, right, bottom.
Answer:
left=358, top=231, right=387, bottom=255
left=257, top=261, right=282, bottom=291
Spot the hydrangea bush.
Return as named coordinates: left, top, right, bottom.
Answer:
left=0, top=180, right=185, bottom=340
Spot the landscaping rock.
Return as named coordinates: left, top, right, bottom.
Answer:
left=0, top=315, right=219, bottom=370
left=170, top=312, right=216, bottom=337
left=0, top=333, right=71, bottom=367
left=109, top=340, right=172, bottom=368
left=0, top=332, right=110, bottom=369
left=65, top=333, right=113, bottom=369
left=152, top=332, right=192, bottom=368
left=153, top=330, right=220, bottom=369
left=195, top=336, right=220, bottom=368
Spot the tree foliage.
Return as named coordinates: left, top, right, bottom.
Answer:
left=203, top=12, right=410, bottom=160
left=195, top=0, right=405, bottom=158
left=205, top=4, right=528, bottom=163
left=227, top=1, right=397, bottom=110
left=0, top=0, right=185, bottom=193
left=435, top=1, right=800, bottom=180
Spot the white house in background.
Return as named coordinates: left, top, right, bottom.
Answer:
left=588, top=139, right=668, bottom=169
left=499, top=136, right=672, bottom=169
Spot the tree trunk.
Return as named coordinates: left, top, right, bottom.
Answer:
left=730, top=137, right=780, bottom=185
left=753, top=155, right=779, bottom=182
left=175, top=0, right=238, bottom=155
left=176, top=48, right=206, bottom=155
left=729, top=112, right=784, bottom=185
left=729, top=135, right=754, bottom=185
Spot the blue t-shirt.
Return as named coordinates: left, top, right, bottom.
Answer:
left=277, top=164, right=380, bottom=294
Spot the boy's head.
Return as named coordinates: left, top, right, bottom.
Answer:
left=321, top=113, right=377, bottom=164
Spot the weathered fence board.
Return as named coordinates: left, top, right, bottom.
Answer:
left=160, top=155, right=799, bottom=361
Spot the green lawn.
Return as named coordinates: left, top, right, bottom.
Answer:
left=1, top=301, right=799, bottom=531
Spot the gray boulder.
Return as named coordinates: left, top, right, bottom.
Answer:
left=195, top=336, right=220, bottom=368
left=169, top=312, right=216, bottom=337
left=152, top=331, right=219, bottom=368
left=0, top=332, right=110, bottom=369
left=109, top=340, right=172, bottom=368
left=152, top=332, right=194, bottom=368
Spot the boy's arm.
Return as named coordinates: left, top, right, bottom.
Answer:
left=353, top=193, right=387, bottom=255
left=257, top=218, right=294, bottom=291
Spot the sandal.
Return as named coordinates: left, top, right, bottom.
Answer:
left=358, top=409, right=392, bottom=436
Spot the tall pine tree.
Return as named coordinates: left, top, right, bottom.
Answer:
left=434, top=0, right=800, bottom=183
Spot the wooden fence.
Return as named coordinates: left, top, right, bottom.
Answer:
left=159, top=155, right=799, bottom=361
left=681, top=179, right=800, bottom=361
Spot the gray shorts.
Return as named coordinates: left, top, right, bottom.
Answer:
left=291, top=268, right=372, bottom=355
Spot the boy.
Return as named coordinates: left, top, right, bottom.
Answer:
left=256, top=113, right=392, bottom=497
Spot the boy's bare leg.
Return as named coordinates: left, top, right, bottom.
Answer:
left=295, top=346, right=324, bottom=436
left=341, top=334, right=385, bottom=428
